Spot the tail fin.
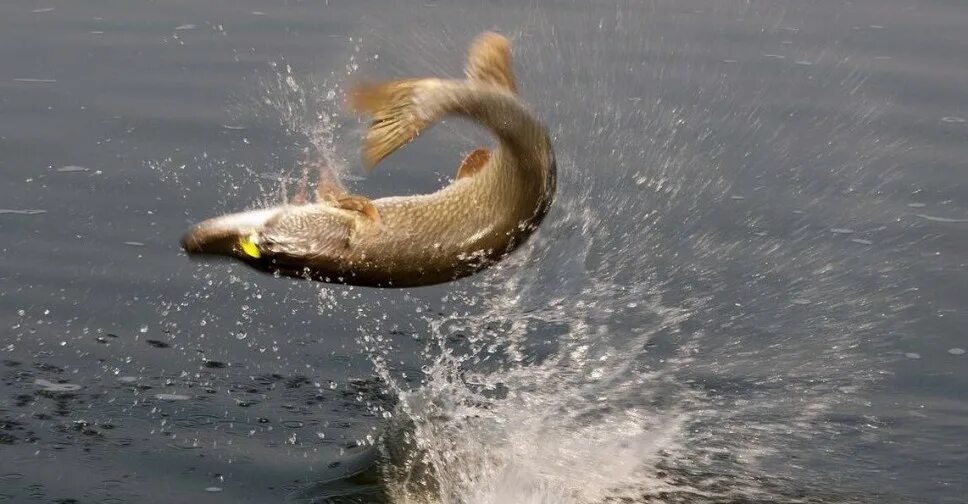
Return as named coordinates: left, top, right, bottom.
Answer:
left=348, top=32, right=521, bottom=168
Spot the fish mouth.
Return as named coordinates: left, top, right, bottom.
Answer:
left=180, top=207, right=280, bottom=257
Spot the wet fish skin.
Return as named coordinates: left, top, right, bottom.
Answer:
left=181, top=32, right=556, bottom=287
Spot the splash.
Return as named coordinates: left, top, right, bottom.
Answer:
left=149, top=45, right=364, bottom=215
left=376, top=294, right=694, bottom=504
left=246, top=57, right=356, bottom=185
left=164, top=6, right=907, bottom=502
left=338, top=5, right=908, bottom=504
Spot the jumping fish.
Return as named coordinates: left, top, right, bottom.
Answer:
left=180, top=32, right=556, bottom=287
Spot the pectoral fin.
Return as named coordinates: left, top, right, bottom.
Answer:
left=335, top=195, right=381, bottom=250
left=336, top=195, right=381, bottom=225
left=456, top=148, right=490, bottom=179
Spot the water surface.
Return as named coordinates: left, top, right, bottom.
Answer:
left=1, top=1, right=967, bottom=503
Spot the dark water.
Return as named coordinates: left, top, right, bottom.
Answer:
left=2, top=1, right=967, bottom=503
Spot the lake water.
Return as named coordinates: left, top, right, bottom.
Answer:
left=1, top=1, right=966, bottom=503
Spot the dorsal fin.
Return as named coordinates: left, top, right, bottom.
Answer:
left=456, top=148, right=490, bottom=179
left=315, top=165, right=347, bottom=203
left=464, top=32, right=516, bottom=93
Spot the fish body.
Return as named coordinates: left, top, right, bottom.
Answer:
left=181, top=32, right=556, bottom=287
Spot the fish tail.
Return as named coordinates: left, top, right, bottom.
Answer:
left=349, top=32, right=545, bottom=168
left=464, top=31, right=517, bottom=93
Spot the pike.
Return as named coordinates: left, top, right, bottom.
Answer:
left=180, top=32, right=556, bottom=287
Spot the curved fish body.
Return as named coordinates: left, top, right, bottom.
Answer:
left=181, top=32, right=556, bottom=287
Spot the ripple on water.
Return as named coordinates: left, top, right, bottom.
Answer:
left=34, top=379, right=81, bottom=393
left=915, top=214, right=968, bottom=223
left=0, top=209, right=46, bottom=215
left=167, top=440, right=201, bottom=450
left=154, top=393, right=191, bottom=401
left=56, top=165, right=88, bottom=173
left=172, top=414, right=218, bottom=428
left=99, top=479, right=124, bottom=490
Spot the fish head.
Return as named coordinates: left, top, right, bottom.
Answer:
left=181, top=204, right=358, bottom=280
left=180, top=206, right=285, bottom=263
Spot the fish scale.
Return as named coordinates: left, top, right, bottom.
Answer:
left=181, top=32, right=556, bottom=287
